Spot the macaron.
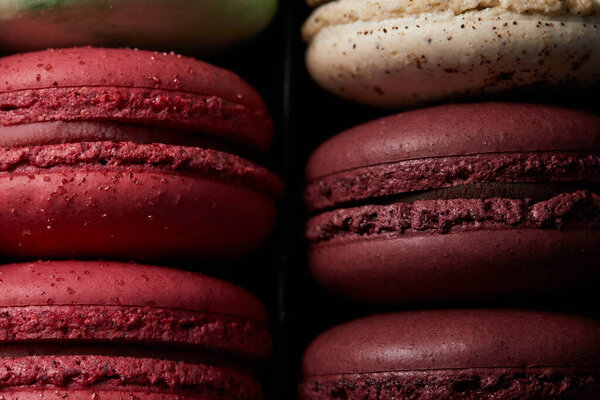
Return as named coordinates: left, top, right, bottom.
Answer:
left=300, top=310, right=600, bottom=399
left=302, top=0, right=600, bottom=108
left=305, top=102, right=600, bottom=303
left=0, top=0, right=277, bottom=53
left=0, top=47, right=283, bottom=261
left=0, top=260, right=271, bottom=399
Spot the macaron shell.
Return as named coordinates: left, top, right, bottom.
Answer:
left=0, top=141, right=281, bottom=261
left=0, top=0, right=277, bottom=53
left=303, top=310, right=600, bottom=375
left=0, top=169, right=276, bottom=260
left=305, top=10, right=600, bottom=107
left=306, top=103, right=600, bottom=181
left=309, top=229, right=600, bottom=303
left=0, top=260, right=267, bottom=321
left=0, top=48, right=273, bottom=151
left=0, top=261, right=271, bottom=359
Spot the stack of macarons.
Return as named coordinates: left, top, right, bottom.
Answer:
left=0, top=2, right=279, bottom=399
left=0, top=47, right=282, bottom=261
left=0, top=260, right=272, bottom=398
left=299, top=0, right=600, bottom=398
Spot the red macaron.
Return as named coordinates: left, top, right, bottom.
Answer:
left=0, top=47, right=283, bottom=261
left=305, top=102, right=600, bottom=303
left=0, top=260, right=271, bottom=398
left=300, top=310, right=600, bottom=399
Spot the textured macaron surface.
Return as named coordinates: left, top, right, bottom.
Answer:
left=303, top=0, right=600, bottom=39
left=0, top=48, right=282, bottom=260
left=0, top=355, right=263, bottom=399
left=300, top=310, right=600, bottom=399
left=0, top=141, right=282, bottom=260
left=0, top=141, right=283, bottom=198
left=305, top=103, right=600, bottom=302
left=0, top=261, right=271, bottom=398
left=0, top=0, right=277, bottom=53
left=0, top=260, right=271, bottom=358
left=0, top=47, right=273, bottom=151
left=303, top=0, right=600, bottom=107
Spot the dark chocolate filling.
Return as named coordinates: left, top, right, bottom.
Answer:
left=305, top=152, right=600, bottom=212
left=347, top=181, right=600, bottom=209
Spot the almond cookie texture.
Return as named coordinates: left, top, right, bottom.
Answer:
left=303, top=0, right=600, bottom=107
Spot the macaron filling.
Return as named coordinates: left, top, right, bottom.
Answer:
left=305, top=152, right=600, bottom=211
left=306, top=149, right=600, bottom=243
left=0, top=121, right=235, bottom=151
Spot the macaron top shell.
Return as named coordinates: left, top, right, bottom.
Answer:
left=0, top=260, right=267, bottom=324
left=303, top=0, right=600, bottom=40
left=0, top=47, right=273, bottom=151
left=306, top=103, right=600, bottom=181
left=303, top=310, right=600, bottom=376
left=0, top=47, right=263, bottom=106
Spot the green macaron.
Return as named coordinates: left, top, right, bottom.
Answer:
left=0, top=0, right=277, bottom=52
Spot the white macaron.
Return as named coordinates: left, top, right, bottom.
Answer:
left=303, top=0, right=600, bottom=107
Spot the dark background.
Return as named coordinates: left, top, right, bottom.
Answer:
left=1, top=2, right=599, bottom=399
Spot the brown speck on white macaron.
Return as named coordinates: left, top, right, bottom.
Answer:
left=302, top=0, right=600, bottom=107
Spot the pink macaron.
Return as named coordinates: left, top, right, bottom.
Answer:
left=0, top=260, right=271, bottom=399
left=300, top=310, right=600, bottom=399
left=0, top=47, right=283, bottom=261
left=305, top=102, right=600, bottom=303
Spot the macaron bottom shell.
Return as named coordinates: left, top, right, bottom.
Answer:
left=0, top=167, right=276, bottom=261
left=309, top=229, right=600, bottom=303
left=300, top=367, right=600, bottom=400
left=0, top=0, right=278, bottom=52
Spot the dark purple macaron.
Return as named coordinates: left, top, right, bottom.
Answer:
left=305, top=102, right=600, bottom=303
left=299, top=310, right=600, bottom=400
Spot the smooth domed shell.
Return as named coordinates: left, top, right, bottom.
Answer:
left=303, top=310, right=600, bottom=376
left=306, top=103, right=600, bottom=181
left=0, top=47, right=273, bottom=151
left=0, top=260, right=267, bottom=324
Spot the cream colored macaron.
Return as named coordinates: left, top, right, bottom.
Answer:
left=303, top=0, right=600, bottom=108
